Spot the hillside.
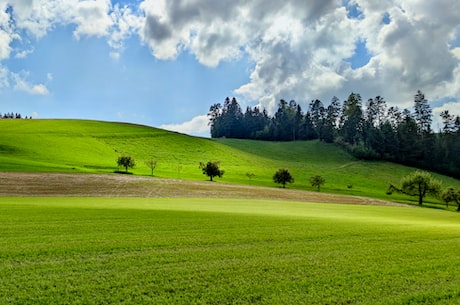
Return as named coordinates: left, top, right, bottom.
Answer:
left=1, top=119, right=459, bottom=203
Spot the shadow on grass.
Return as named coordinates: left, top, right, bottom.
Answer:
left=113, top=170, right=134, bottom=175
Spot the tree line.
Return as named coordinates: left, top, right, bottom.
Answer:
left=208, top=92, right=460, bottom=179
left=0, top=112, right=31, bottom=119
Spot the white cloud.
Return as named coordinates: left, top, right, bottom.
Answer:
left=0, top=65, right=9, bottom=88
left=159, top=114, right=209, bottom=137
left=433, top=102, right=460, bottom=117
left=0, top=0, right=458, bottom=127
left=14, top=48, right=34, bottom=58
left=0, top=29, right=13, bottom=60
left=71, top=0, right=113, bottom=39
left=12, top=73, right=49, bottom=95
left=0, top=0, right=139, bottom=60
left=138, top=0, right=460, bottom=113
left=108, top=4, right=143, bottom=51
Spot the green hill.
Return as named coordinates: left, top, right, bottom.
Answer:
left=1, top=119, right=459, bottom=203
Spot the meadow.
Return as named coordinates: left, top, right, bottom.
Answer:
left=1, top=119, right=460, bottom=205
left=1, top=197, right=460, bottom=304
left=2, top=119, right=460, bottom=304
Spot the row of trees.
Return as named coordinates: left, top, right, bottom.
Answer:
left=208, top=92, right=460, bottom=178
left=116, top=157, right=326, bottom=191
left=116, top=156, right=460, bottom=210
left=0, top=112, right=30, bottom=119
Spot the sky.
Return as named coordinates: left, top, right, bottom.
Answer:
left=0, top=0, right=459, bottom=137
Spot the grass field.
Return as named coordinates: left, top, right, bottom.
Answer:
left=1, top=197, right=460, bottom=304
left=1, top=119, right=459, bottom=205
left=2, top=119, right=460, bottom=304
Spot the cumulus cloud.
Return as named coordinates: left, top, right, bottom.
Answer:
left=0, top=0, right=458, bottom=135
left=2, top=0, right=458, bottom=110
left=0, top=0, right=141, bottom=60
left=14, top=48, right=34, bottom=58
left=433, top=102, right=460, bottom=117
left=12, top=73, right=49, bottom=95
left=71, top=0, right=113, bottom=39
left=159, top=114, right=209, bottom=137
left=137, top=0, right=460, bottom=115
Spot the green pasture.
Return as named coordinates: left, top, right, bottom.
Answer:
left=1, top=197, right=460, bottom=304
left=1, top=119, right=459, bottom=204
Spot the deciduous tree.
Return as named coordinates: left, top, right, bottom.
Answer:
left=199, top=161, right=224, bottom=181
left=145, top=159, right=157, bottom=176
left=117, top=155, right=135, bottom=173
left=310, top=175, right=326, bottom=192
left=441, top=188, right=460, bottom=211
left=387, top=170, right=441, bottom=205
left=273, top=169, right=294, bottom=188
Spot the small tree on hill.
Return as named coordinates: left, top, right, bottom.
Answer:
left=387, top=170, right=441, bottom=205
left=117, top=155, right=135, bottom=173
left=145, top=159, right=157, bottom=176
left=246, top=172, right=255, bottom=181
left=310, top=175, right=326, bottom=192
left=441, top=187, right=460, bottom=211
left=200, top=161, right=224, bottom=181
left=273, top=168, right=294, bottom=188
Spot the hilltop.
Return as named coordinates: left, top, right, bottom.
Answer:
left=1, top=119, right=459, bottom=204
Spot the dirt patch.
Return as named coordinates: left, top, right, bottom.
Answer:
left=0, top=172, right=407, bottom=207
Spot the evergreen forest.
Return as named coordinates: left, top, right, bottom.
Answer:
left=208, top=91, right=460, bottom=179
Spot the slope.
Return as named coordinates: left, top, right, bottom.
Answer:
left=0, top=119, right=458, bottom=203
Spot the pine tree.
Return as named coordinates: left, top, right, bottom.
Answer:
left=413, top=90, right=432, bottom=134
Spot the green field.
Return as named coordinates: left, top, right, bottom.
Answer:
left=2, top=119, right=460, bottom=303
left=1, top=119, right=459, bottom=204
left=1, top=197, right=460, bottom=304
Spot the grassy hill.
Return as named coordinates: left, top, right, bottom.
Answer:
left=1, top=119, right=459, bottom=204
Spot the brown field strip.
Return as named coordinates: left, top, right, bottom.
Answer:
left=0, top=172, right=407, bottom=207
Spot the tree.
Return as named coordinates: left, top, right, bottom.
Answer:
left=117, top=155, right=135, bottom=173
left=199, top=161, right=224, bottom=181
left=322, top=96, right=341, bottom=143
left=273, top=99, right=297, bottom=141
left=413, top=90, right=432, bottom=134
left=309, top=99, right=325, bottom=139
left=221, top=97, right=243, bottom=138
left=273, top=169, right=294, bottom=188
left=440, top=110, right=456, bottom=134
left=208, top=103, right=223, bottom=138
left=340, top=93, right=364, bottom=145
left=310, top=175, right=326, bottom=192
left=145, top=159, right=157, bottom=176
left=387, top=170, right=441, bottom=205
left=441, top=188, right=460, bottom=211
left=365, top=96, right=386, bottom=128
left=246, top=172, right=255, bottom=180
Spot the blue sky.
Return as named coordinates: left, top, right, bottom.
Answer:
left=0, top=1, right=459, bottom=136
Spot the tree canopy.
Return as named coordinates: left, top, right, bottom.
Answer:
left=441, top=188, right=460, bottom=211
left=200, top=161, right=224, bottom=181
left=310, top=175, right=326, bottom=192
left=273, top=169, right=294, bottom=188
left=117, top=155, right=135, bottom=173
left=388, top=171, right=442, bottom=205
